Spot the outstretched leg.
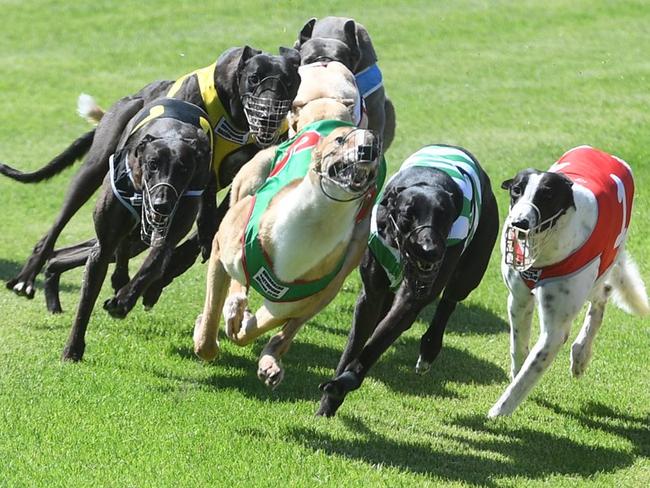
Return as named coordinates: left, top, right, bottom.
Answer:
left=317, top=254, right=393, bottom=416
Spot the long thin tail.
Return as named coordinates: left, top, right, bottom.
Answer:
left=0, top=129, right=95, bottom=183
left=610, top=251, right=650, bottom=316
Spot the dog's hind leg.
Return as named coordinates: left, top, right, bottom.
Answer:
left=571, top=283, right=611, bottom=378
left=257, top=317, right=308, bottom=389
left=43, top=239, right=98, bottom=313
left=7, top=97, right=146, bottom=299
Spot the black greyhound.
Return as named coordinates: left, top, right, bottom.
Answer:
left=316, top=145, right=499, bottom=417
left=295, top=17, right=396, bottom=150
left=0, top=45, right=301, bottom=307
left=58, top=98, right=214, bottom=361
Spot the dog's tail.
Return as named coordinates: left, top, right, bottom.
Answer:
left=0, top=129, right=95, bottom=183
left=609, top=251, right=650, bottom=316
left=77, top=93, right=105, bottom=125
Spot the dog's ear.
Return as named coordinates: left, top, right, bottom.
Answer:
left=297, top=18, right=317, bottom=47
left=237, top=45, right=261, bottom=73
left=501, top=178, right=514, bottom=190
left=279, top=46, right=301, bottom=70
left=343, top=20, right=361, bottom=70
left=558, top=173, right=576, bottom=209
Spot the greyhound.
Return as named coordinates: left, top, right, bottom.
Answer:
left=56, top=98, right=214, bottom=361
left=0, top=46, right=300, bottom=309
left=317, top=145, right=499, bottom=417
left=295, top=16, right=396, bottom=150
left=193, top=113, right=385, bottom=388
left=489, top=146, right=648, bottom=417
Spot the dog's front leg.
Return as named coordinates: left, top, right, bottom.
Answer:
left=488, top=277, right=592, bottom=418
left=103, top=244, right=172, bottom=319
left=317, top=253, right=393, bottom=417
left=502, top=267, right=536, bottom=379
left=193, top=239, right=231, bottom=361
left=321, top=287, right=424, bottom=410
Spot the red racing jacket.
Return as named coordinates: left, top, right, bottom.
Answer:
left=521, top=146, right=634, bottom=289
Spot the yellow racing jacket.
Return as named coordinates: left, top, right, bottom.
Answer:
left=167, top=62, right=288, bottom=188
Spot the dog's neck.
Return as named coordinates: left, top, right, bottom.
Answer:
left=263, top=174, right=360, bottom=282
left=528, top=184, right=597, bottom=268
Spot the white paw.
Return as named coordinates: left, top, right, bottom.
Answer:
left=415, top=356, right=431, bottom=375
left=488, top=399, right=515, bottom=418
left=13, top=281, right=25, bottom=293
left=257, top=354, right=284, bottom=389
left=223, top=293, right=248, bottom=340
left=570, top=342, right=591, bottom=378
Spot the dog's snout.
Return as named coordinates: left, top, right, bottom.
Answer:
left=512, top=218, right=530, bottom=230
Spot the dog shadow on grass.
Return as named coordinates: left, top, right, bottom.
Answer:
left=536, top=399, right=650, bottom=458
left=162, top=302, right=507, bottom=402
left=287, top=412, right=635, bottom=486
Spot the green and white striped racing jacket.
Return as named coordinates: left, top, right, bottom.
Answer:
left=368, top=145, right=483, bottom=290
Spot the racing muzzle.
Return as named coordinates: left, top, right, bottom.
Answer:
left=141, top=180, right=180, bottom=248
left=504, top=202, right=565, bottom=271
left=316, top=129, right=381, bottom=201
left=243, top=76, right=292, bottom=148
left=389, top=216, right=444, bottom=297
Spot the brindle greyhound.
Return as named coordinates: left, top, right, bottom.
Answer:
left=295, top=16, right=396, bottom=150
left=0, top=46, right=300, bottom=309
left=58, top=98, right=213, bottom=361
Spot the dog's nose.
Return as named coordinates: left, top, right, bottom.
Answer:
left=153, top=198, right=172, bottom=215
left=511, top=218, right=530, bottom=230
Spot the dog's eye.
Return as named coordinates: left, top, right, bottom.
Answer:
left=248, top=73, right=260, bottom=84
left=147, top=158, right=159, bottom=172
left=511, top=186, right=522, bottom=197
left=335, top=136, right=345, bottom=144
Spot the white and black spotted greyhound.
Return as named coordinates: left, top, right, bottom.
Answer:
left=490, top=145, right=649, bottom=418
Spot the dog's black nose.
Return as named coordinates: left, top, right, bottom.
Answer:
left=512, top=218, right=530, bottom=230
left=153, top=199, right=172, bottom=215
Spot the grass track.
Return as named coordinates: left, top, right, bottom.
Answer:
left=0, top=1, right=649, bottom=486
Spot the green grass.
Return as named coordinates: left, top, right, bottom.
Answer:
left=1, top=0, right=649, bottom=486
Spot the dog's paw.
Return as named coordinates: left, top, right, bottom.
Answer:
left=570, top=342, right=592, bottom=378
left=103, top=297, right=128, bottom=319
left=415, top=355, right=431, bottom=375
left=9, top=279, right=36, bottom=299
left=487, top=401, right=515, bottom=419
left=61, top=341, right=85, bottom=362
left=257, top=354, right=284, bottom=389
left=193, top=314, right=220, bottom=361
left=223, top=293, right=248, bottom=341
